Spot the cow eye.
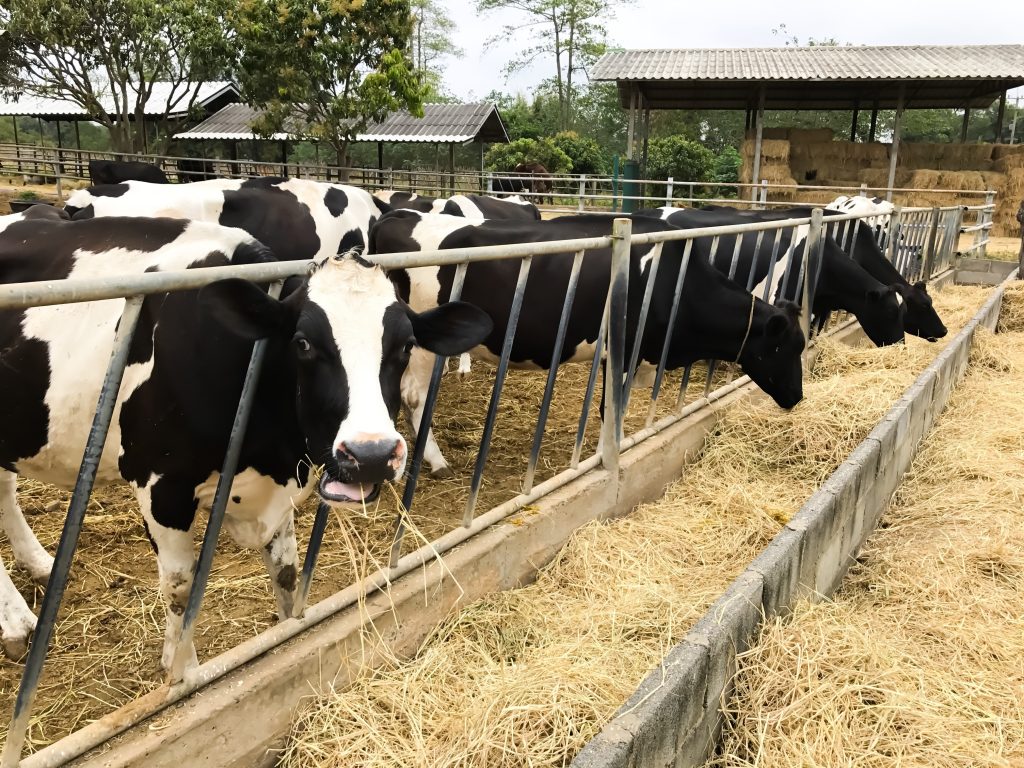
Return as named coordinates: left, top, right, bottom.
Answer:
left=294, top=336, right=313, bottom=356
left=404, top=339, right=415, bottom=355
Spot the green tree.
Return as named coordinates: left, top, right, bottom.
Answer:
left=410, top=0, right=462, bottom=99
left=484, top=136, right=572, bottom=174
left=477, top=0, right=617, bottom=129
left=234, top=0, right=425, bottom=169
left=646, top=135, right=714, bottom=182
left=2, top=0, right=236, bottom=153
left=711, top=146, right=741, bottom=193
left=552, top=130, right=605, bottom=174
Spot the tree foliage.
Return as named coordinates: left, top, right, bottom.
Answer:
left=646, top=136, right=714, bottom=183
left=484, top=136, right=572, bottom=174
left=477, top=0, right=616, bottom=130
left=552, top=130, right=605, bottom=174
left=233, top=0, right=425, bottom=165
left=410, top=0, right=462, bottom=99
left=1, top=0, right=235, bottom=152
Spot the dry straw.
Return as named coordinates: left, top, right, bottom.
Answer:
left=712, top=284, right=1024, bottom=768
left=278, top=286, right=991, bottom=768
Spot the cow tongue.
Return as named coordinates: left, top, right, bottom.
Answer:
left=324, top=479, right=368, bottom=501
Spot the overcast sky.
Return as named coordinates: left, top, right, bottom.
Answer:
left=439, top=0, right=1024, bottom=101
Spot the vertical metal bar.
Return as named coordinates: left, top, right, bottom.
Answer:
left=980, top=191, right=995, bottom=259
left=921, top=207, right=941, bottom=280
left=1, top=296, right=144, bottom=768
left=622, top=247, right=662, bottom=412
left=571, top=303, right=608, bottom=468
left=886, top=206, right=904, bottom=277
left=464, top=257, right=533, bottom=524
left=801, top=210, right=825, bottom=343
left=665, top=176, right=674, bottom=205
left=675, top=363, right=695, bottom=411
left=750, top=86, right=766, bottom=203
left=523, top=251, right=585, bottom=493
left=646, top=240, right=694, bottom=427
left=603, top=218, right=631, bottom=471
left=759, top=227, right=786, bottom=301
left=726, top=232, right=745, bottom=281
left=577, top=174, right=587, bottom=212
left=745, top=230, right=766, bottom=292
left=390, top=264, right=468, bottom=567
left=293, top=500, right=330, bottom=617
left=167, top=281, right=283, bottom=682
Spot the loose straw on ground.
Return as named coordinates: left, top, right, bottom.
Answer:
left=277, top=285, right=995, bottom=768
left=712, top=284, right=1024, bottom=768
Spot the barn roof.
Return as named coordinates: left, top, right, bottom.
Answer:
left=592, top=45, right=1024, bottom=110
left=0, top=81, right=239, bottom=120
left=174, top=102, right=510, bottom=144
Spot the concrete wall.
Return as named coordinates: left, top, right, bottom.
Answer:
left=955, top=258, right=1018, bottom=286
left=571, top=277, right=1010, bottom=768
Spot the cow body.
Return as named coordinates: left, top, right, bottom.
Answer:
left=88, top=159, right=169, bottom=186
left=370, top=210, right=806, bottom=476
left=441, top=194, right=541, bottom=221
left=65, top=177, right=386, bottom=262
left=0, top=216, right=489, bottom=666
left=373, top=190, right=441, bottom=213
left=176, top=158, right=217, bottom=183
left=637, top=206, right=906, bottom=347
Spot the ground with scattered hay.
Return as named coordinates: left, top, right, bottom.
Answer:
left=275, top=285, right=991, bottom=768
left=713, top=284, right=1024, bottom=768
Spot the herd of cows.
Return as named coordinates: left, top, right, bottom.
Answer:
left=0, top=160, right=948, bottom=675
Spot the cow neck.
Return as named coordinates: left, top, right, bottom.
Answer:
left=850, top=226, right=907, bottom=287
left=678, top=266, right=764, bottom=364
left=817, top=245, right=887, bottom=316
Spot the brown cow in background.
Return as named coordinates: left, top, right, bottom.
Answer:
left=514, top=162, right=554, bottom=206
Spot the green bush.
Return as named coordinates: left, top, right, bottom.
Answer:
left=645, top=136, right=714, bottom=183
left=552, top=131, right=606, bottom=175
left=16, top=190, right=39, bottom=200
left=484, top=137, right=572, bottom=175
left=712, top=146, right=742, bottom=185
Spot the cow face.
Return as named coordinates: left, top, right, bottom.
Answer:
left=737, top=302, right=806, bottom=409
left=859, top=286, right=907, bottom=347
left=200, top=256, right=491, bottom=507
left=896, top=281, right=947, bottom=341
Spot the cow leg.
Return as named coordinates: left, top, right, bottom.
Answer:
left=0, top=470, right=53, bottom=585
left=457, top=353, right=472, bottom=379
left=0, top=556, right=37, bottom=659
left=401, top=348, right=453, bottom=478
left=256, top=512, right=299, bottom=620
left=139, top=482, right=199, bottom=673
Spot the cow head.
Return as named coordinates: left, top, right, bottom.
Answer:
left=736, top=301, right=806, bottom=409
left=896, top=280, right=947, bottom=341
left=200, top=255, right=492, bottom=507
left=859, top=285, right=907, bottom=346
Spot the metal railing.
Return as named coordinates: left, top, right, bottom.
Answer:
left=0, top=142, right=995, bottom=216
left=0, top=193, right=969, bottom=766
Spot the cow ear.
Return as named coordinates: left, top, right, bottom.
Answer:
left=200, top=278, right=294, bottom=341
left=913, top=280, right=928, bottom=292
left=764, top=312, right=790, bottom=339
left=866, top=286, right=889, bottom=303
left=408, top=301, right=493, bottom=356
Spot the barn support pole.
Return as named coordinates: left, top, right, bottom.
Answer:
left=74, top=120, right=82, bottom=177
left=279, top=140, right=287, bottom=176
left=640, top=100, right=651, bottom=183
left=960, top=107, right=971, bottom=143
left=995, top=90, right=1007, bottom=143
left=37, top=116, right=43, bottom=146
left=868, top=103, right=878, bottom=142
left=626, top=88, right=638, bottom=160
left=850, top=99, right=860, bottom=142
left=886, top=85, right=906, bottom=202
left=750, top=86, right=766, bottom=204
left=12, top=116, right=20, bottom=174
left=744, top=108, right=752, bottom=131
left=448, top=141, right=455, bottom=195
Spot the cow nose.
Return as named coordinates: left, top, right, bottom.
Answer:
left=336, top=434, right=406, bottom=474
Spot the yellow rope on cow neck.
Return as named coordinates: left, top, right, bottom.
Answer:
left=735, top=293, right=756, bottom=363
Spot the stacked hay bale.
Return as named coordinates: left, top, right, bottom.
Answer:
left=740, top=137, right=798, bottom=199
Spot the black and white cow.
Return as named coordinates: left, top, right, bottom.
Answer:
left=699, top=198, right=947, bottom=341
left=370, top=210, right=806, bottom=477
left=372, top=190, right=441, bottom=213
left=441, top=194, right=541, bottom=221
left=636, top=206, right=907, bottom=348
left=88, top=159, right=169, bottom=186
left=64, top=177, right=388, bottom=262
left=0, top=215, right=490, bottom=665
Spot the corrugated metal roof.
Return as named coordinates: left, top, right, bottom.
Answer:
left=175, top=102, right=510, bottom=143
left=172, top=103, right=303, bottom=140
left=592, top=45, right=1024, bottom=82
left=0, top=81, right=238, bottom=118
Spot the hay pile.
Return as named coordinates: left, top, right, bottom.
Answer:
left=278, top=286, right=990, bottom=768
left=740, top=139, right=797, bottom=196
left=713, top=284, right=1024, bottom=768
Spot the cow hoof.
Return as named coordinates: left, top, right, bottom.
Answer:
left=430, top=466, right=455, bottom=480
left=161, top=641, right=198, bottom=675
left=1, top=604, right=37, bottom=660
left=26, top=555, right=54, bottom=587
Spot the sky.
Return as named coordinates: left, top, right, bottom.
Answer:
left=438, top=0, right=1024, bottom=101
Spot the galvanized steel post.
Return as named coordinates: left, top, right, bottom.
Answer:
left=886, top=205, right=904, bottom=274
left=578, top=174, right=587, bottom=212
left=665, top=176, right=674, bottom=206
left=602, top=218, right=631, bottom=472
left=801, top=209, right=825, bottom=344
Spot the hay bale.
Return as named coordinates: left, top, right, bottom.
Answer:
left=761, top=128, right=790, bottom=140
left=788, top=127, right=835, bottom=144
left=994, top=153, right=1024, bottom=172
left=741, top=139, right=790, bottom=162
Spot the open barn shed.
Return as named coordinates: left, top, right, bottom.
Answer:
left=592, top=44, right=1024, bottom=226
left=172, top=101, right=510, bottom=174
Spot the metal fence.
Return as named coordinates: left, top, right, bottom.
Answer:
left=0, top=199, right=964, bottom=765
left=0, top=142, right=996, bottom=223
